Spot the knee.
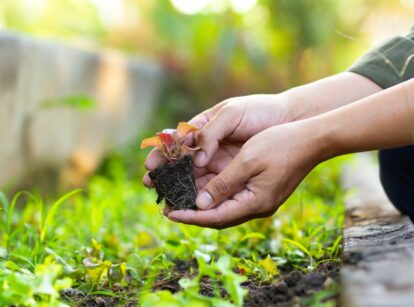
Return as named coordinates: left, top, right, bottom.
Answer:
left=379, top=147, right=414, bottom=217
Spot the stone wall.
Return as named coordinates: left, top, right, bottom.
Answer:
left=0, top=31, right=163, bottom=188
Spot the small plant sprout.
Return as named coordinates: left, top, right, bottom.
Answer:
left=140, top=122, right=200, bottom=210
left=140, top=122, right=200, bottom=161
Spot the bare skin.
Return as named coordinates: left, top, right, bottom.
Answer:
left=144, top=72, right=381, bottom=185
left=143, top=72, right=405, bottom=228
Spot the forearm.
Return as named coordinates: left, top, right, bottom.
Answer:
left=283, top=72, right=383, bottom=121
left=311, top=78, right=414, bottom=160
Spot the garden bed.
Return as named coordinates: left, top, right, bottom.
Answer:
left=0, top=150, right=345, bottom=306
left=62, top=260, right=339, bottom=306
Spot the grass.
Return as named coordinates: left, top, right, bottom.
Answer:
left=0, top=144, right=346, bottom=306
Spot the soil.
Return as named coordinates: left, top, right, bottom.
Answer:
left=152, top=260, right=340, bottom=307
left=242, top=266, right=339, bottom=307
left=62, top=260, right=339, bottom=306
left=149, top=155, right=197, bottom=210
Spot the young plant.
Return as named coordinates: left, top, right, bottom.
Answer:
left=140, top=122, right=200, bottom=210
left=140, top=122, right=199, bottom=161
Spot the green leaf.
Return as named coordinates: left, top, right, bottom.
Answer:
left=283, top=238, right=312, bottom=258
left=42, top=94, right=96, bottom=111
left=0, top=191, right=9, bottom=214
left=83, top=258, right=112, bottom=285
left=108, top=262, right=127, bottom=285
left=4, top=260, right=23, bottom=272
left=258, top=255, right=278, bottom=276
left=216, top=256, right=247, bottom=307
left=40, top=189, right=83, bottom=242
left=241, top=232, right=266, bottom=242
left=6, top=192, right=24, bottom=236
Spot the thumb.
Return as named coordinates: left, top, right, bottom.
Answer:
left=196, top=154, right=253, bottom=210
left=194, top=106, right=242, bottom=167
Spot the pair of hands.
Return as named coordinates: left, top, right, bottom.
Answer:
left=143, top=94, right=323, bottom=229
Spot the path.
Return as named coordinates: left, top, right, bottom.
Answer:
left=340, top=153, right=414, bottom=307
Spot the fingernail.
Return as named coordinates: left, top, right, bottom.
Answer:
left=195, top=151, right=206, bottom=166
left=196, top=191, right=213, bottom=209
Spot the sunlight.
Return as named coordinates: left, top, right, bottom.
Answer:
left=171, top=0, right=213, bottom=15
left=230, top=0, right=257, bottom=13
left=400, top=0, right=414, bottom=9
left=23, top=0, right=47, bottom=14
left=171, top=0, right=257, bottom=14
left=89, top=0, right=124, bottom=26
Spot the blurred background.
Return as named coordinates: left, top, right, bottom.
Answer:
left=0, top=0, right=413, bottom=190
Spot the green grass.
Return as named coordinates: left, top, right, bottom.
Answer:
left=0, top=146, right=346, bottom=306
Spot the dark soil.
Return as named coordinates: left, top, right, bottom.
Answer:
left=149, top=155, right=197, bottom=210
left=153, top=261, right=340, bottom=307
left=63, top=260, right=339, bottom=306
left=243, top=266, right=339, bottom=306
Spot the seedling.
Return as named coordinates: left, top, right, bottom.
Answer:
left=141, top=122, right=200, bottom=210
left=141, top=122, right=199, bottom=161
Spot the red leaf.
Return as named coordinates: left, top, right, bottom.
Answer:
left=158, top=132, right=174, bottom=150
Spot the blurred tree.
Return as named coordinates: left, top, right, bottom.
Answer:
left=1, top=0, right=413, bottom=126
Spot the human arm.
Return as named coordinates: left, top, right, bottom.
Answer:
left=144, top=26, right=414, bottom=183
left=166, top=78, right=414, bottom=228
left=143, top=72, right=381, bottom=186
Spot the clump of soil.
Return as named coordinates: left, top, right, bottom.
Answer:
left=243, top=267, right=339, bottom=306
left=149, top=155, right=197, bottom=210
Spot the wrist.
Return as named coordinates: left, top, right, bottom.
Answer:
left=281, top=86, right=319, bottom=122
left=298, top=115, right=340, bottom=164
left=279, top=89, right=303, bottom=122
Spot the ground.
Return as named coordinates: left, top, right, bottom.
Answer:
left=0, top=148, right=346, bottom=306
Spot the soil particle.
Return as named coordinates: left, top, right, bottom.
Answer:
left=244, top=267, right=338, bottom=307
left=149, top=155, right=197, bottom=210
left=284, top=271, right=302, bottom=287
left=294, top=271, right=326, bottom=295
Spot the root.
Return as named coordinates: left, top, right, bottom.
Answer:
left=149, top=155, right=197, bottom=210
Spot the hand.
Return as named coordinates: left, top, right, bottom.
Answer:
left=166, top=120, right=330, bottom=229
left=143, top=94, right=293, bottom=188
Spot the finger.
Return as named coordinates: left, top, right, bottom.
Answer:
left=144, top=148, right=167, bottom=171
left=188, top=101, right=227, bottom=129
left=193, top=141, right=240, bottom=178
left=184, top=104, right=225, bottom=147
left=194, top=166, right=209, bottom=178
left=143, top=172, right=154, bottom=188
left=205, top=141, right=240, bottom=174
left=163, top=205, right=172, bottom=216
left=195, top=153, right=254, bottom=210
left=194, top=106, right=242, bottom=168
left=195, top=173, right=215, bottom=190
left=196, top=173, right=245, bottom=199
left=168, top=189, right=256, bottom=229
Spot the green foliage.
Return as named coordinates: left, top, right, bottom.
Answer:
left=39, top=189, right=83, bottom=243
left=41, top=95, right=96, bottom=111
left=0, top=257, right=71, bottom=306
left=142, top=255, right=246, bottom=307
left=0, top=148, right=346, bottom=305
left=0, top=1, right=387, bottom=304
left=0, top=0, right=394, bottom=125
